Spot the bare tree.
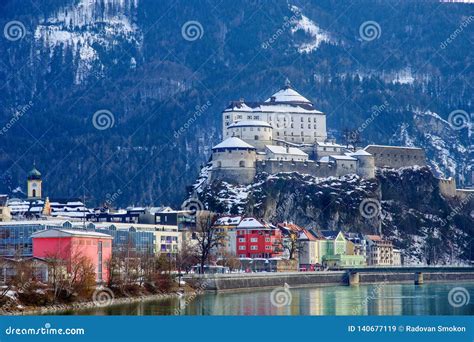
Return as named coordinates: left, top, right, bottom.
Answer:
left=195, top=212, right=224, bottom=274
left=278, top=230, right=303, bottom=260
left=175, top=240, right=199, bottom=275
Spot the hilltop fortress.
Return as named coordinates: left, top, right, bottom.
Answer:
left=207, top=81, right=429, bottom=186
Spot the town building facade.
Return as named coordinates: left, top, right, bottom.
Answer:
left=32, top=229, right=113, bottom=283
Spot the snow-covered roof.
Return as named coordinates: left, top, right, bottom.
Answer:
left=319, top=156, right=330, bottom=163
left=237, top=217, right=268, bottom=229
left=265, top=145, right=308, bottom=156
left=364, top=145, right=423, bottom=151
left=316, top=141, right=344, bottom=148
left=31, top=229, right=113, bottom=239
left=351, top=149, right=372, bottom=156
left=212, top=137, right=256, bottom=150
left=228, top=120, right=272, bottom=129
left=265, top=86, right=312, bottom=104
left=224, top=102, right=322, bottom=114
left=214, top=216, right=242, bottom=226
left=329, top=155, right=357, bottom=161
left=0, top=219, right=76, bottom=226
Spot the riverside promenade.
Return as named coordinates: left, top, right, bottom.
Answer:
left=183, top=267, right=474, bottom=291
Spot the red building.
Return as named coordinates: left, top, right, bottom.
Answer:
left=32, top=229, right=113, bottom=283
left=236, top=218, right=283, bottom=258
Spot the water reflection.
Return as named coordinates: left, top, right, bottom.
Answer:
left=61, top=282, right=474, bottom=316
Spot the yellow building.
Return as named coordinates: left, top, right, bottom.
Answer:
left=94, top=222, right=182, bottom=256
left=0, top=195, right=11, bottom=222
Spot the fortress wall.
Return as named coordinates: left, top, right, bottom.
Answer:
left=209, top=168, right=256, bottom=185
left=365, top=146, right=427, bottom=169
left=257, top=160, right=342, bottom=178
left=456, top=189, right=474, bottom=202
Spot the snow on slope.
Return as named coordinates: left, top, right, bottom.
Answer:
left=393, top=109, right=469, bottom=182
left=289, top=5, right=334, bottom=53
left=34, top=0, right=142, bottom=84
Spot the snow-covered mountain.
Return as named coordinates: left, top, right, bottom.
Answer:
left=0, top=0, right=472, bottom=206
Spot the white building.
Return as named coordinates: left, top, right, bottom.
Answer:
left=222, top=81, right=327, bottom=144
left=315, top=141, right=345, bottom=157
left=265, top=145, right=308, bottom=162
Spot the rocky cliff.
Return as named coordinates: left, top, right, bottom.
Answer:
left=196, top=166, right=474, bottom=264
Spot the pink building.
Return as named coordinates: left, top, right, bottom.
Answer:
left=32, top=229, right=113, bottom=283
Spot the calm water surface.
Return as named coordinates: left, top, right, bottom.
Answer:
left=62, top=282, right=474, bottom=316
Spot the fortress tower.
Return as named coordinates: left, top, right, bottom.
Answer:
left=225, top=120, right=273, bottom=151
left=209, top=137, right=257, bottom=185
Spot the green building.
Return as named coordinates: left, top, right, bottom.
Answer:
left=318, top=231, right=367, bottom=267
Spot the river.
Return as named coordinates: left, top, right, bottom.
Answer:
left=60, top=282, right=474, bottom=315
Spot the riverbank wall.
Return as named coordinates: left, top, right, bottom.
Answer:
left=183, top=270, right=474, bottom=292
left=1, top=292, right=183, bottom=316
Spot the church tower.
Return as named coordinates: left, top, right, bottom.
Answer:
left=27, top=164, right=42, bottom=199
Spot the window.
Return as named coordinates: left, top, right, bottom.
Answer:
left=239, top=238, right=246, bottom=242
left=239, top=246, right=246, bottom=250
left=254, top=135, right=259, bottom=140
left=239, top=160, right=245, bottom=167
left=251, top=245, right=258, bottom=250
left=265, top=238, right=270, bottom=242
left=97, top=241, right=103, bottom=281
left=265, top=246, right=271, bottom=250
left=250, top=237, right=258, bottom=242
